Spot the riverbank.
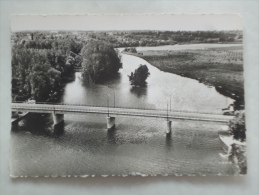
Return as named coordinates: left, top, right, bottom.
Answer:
left=123, top=47, right=244, bottom=109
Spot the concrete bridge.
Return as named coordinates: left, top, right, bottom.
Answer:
left=11, top=102, right=234, bottom=134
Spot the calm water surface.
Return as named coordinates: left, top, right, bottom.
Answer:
left=10, top=45, right=238, bottom=176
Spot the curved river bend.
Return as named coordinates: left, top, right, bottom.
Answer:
left=10, top=45, right=238, bottom=176
left=62, top=49, right=233, bottom=112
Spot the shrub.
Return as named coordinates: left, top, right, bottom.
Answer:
left=228, top=111, right=246, bottom=142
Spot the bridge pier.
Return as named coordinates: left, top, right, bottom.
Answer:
left=106, top=116, right=115, bottom=130
left=52, top=113, right=64, bottom=135
left=166, top=120, right=172, bottom=134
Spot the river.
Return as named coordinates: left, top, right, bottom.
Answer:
left=10, top=45, right=239, bottom=176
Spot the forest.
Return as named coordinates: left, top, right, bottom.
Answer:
left=80, top=30, right=242, bottom=47
left=11, top=32, right=83, bottom=102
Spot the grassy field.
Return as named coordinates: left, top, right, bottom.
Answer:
left=128, top=46, right=244, bottom=109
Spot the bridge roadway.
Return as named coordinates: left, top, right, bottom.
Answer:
left=11, top=103, right=234, bottom=123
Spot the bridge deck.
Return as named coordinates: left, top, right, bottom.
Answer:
left=11, top=103, right=234, bottom=123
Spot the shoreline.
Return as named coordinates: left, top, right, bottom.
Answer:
left=116, top=42, right=242, bottom=49
left=122, top=50, right=244, bottom=110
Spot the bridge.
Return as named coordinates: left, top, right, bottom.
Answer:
left=11, top=102, right=234, bottom=134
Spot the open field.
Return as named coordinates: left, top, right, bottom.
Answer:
left=127, top=46, right=244, bottom=109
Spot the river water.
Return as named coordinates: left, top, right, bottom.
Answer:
left=10, top=45, right=239, bottom=176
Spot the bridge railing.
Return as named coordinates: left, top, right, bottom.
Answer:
left=13, top=105, right=229, bottom=121
left=19, top=105, right=230, bottom=122
left=11, top=101, right=224, bottom=115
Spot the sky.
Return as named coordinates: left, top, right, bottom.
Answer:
left=11, top=14, right=243, bottom=32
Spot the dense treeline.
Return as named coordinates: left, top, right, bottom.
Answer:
left=81, top=40, right=122, bottom=83
left=11, top=32, right=83, bottom=102
left=12, top=32, right=83, bottom=54
left=12, top=47, right=61, bottom=101
left=83, top=30, right=242, bottom=47
left=12, top=30, right=242, bottom=50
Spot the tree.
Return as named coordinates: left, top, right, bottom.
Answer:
left=228, top=111, right=246, bottom=141
left=70, top=39, right=83, bottom=54
left=11, top=44, right=62, bottom=102
left=28, top=52, right=62, bottom=101
left=128, top=64, right=150, bottom=86
left=81, top=40, right=122, bottom=83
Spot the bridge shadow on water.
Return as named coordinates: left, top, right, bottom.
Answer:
left=12, top=113, right=54, bottom=137
left=12, top=113, right=68, bottom=137
left=107, top=127, right=117, bottom=145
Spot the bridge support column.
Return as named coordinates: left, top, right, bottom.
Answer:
left=52, top=113, right=64, bottom=135
left=166, top=120, right=172, bottom=134
left=106, top=117, right=115, bottom=130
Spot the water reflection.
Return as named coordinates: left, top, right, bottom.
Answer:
left=165, top=132, right=172, bottom=149
left=17, top=113, right=53, bottom=136
left=107, top=128, right=117, bottom=145
left=98, top=72, right=122, bottom=86
left=130, top=85, right=148, bottom=98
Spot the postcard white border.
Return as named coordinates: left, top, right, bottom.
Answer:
left=0, top=0, right=258, bottom=195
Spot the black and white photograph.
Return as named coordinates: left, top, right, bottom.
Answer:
left=10, top=14, right=246, bottom=177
